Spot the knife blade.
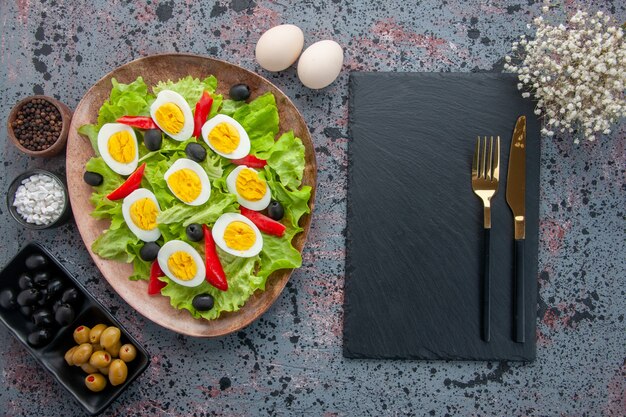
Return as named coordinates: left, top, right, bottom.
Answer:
left=506, top=115, right=526, bottom=343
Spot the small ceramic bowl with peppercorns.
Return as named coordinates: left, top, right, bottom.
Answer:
left=7, top=95, right=72, bottom=157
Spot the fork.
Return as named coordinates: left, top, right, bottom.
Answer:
left=471, top=135, right=500, bottom=342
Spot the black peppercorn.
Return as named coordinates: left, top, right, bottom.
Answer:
left=12, top=99, right=62, bottom=151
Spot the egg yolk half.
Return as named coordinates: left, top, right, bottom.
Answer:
left=235, top=169, right=266, bottom=201
left=129, top=198, right=158, bottom=230
left=167, top=169, right=202, bottom=203
left=108, top=131, right=136, bottom=163
left=224, top=221, right=256, bottom=251
left=155, top=102, right=185, bottom=134
left=209, top=123, right=240, bottom=154
left=167, top=251, right=197, bottom=281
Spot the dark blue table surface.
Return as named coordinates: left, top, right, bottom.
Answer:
left=1, top=1, right=624, bottom=416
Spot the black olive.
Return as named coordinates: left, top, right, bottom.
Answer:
left=61, top=287, right=80, bottom=305
left=192, top=294, right=214, bottom=311
left=186, top=223, right=204, bottom=242
left=36, top=288, right=51, bottom=306
left=0, top=289, right=17, bottom=310
left=83, top=171, right=103, bottom=186
left=229, top=84, right=251, bottom=101
left=46, top=278, right=64, bottom=298
left=17, top=288, right=40, bottom=306
left=18, top=273, right=33, bottom=290
left=20, top=305, right=34, bottom=317
left=55, top=304, right=75, bottom=326
left=143, top=129, right=163, bottom=151
left=267, top=200, right=284, bottom=220
left=25, top=254, right=47, bottom=270
left=139, top=242, right=160, bottom=262
left=33, top=271, right=50, bottom=287
left=32, top=308, right=54, bottom=328
left=185, top=142, right=207, bottom=162
left=27, top=328, right=52, bottom=347
left=52, top=299, right=63, bottom=313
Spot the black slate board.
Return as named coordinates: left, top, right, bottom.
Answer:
left=344, top=72, right=539, bottom=361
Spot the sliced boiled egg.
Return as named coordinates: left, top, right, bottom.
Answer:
left=157, top=240, right=206, bottom=287
left=121, top=188, right=161, bottom=242
left=150, top=90, right=194, bottom=141
left=164, top=158, right=211, bottom=206
left=201, top=114, right=250, bottom=159
left=212, top=213, right=263, bottom=258
left=226, top=165, right=271, bottom=211
left=97, top=123, right=139, bottom=176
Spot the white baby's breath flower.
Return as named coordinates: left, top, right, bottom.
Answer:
left=505, top=5, right=625, bottom=142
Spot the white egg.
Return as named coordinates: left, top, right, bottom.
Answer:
left=157, top=240, right=206, bottom=287
left=212, top=213, right=263, bottom=258
left=97, top=123, right=139, bottom=176
left=255, top=24, right=304, bottom=72
left=201, top=114, right=251, bottom=159
left=297, top=40, right=344, bottom=89
left=226, top=165, right=271, bottom=211
left=150, top=90, right=194, bottom=141
left=163, top=158, right=211, bottom=206
left=121, top=188, right=161, bottom=242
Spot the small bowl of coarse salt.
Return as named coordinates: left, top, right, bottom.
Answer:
left=7, top=169, right=71, bottom=229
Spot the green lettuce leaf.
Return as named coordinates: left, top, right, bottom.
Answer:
left=264, top=167, right=312, bottom=228
left=78, top=125, right=100, bottom=156
left=230, top=93, right=279, bottom=156
left=85, top=157, right=125, bottom=226
left=200, top=150, right=224, bottom=181
left=257, top=217, right=303, bottom=280
left=249, top=133, right=276, bottom=158
left=158, top=187, right=237, bottom=228
left=220, top=99, right=246, bottom=116
left=97, top=77, right=153, bottom=126
left=266, top=131, right=305, bottom=190
left=142, top=156, right=178, bottom=209
left=160, top=251, right=263, bottom=320
left=128, top=241, right=151, bottom=281
left=91, top=225, right=140, bottom=263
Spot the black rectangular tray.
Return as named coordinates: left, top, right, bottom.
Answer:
left=344, top=72, right=539, bottom=361
left=0, top=242, right=150, bottom=415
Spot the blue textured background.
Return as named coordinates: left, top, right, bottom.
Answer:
left=0, top=1, right=624, bottom=416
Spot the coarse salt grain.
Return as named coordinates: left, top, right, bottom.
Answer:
left=13, top=174, right=65, bottom=226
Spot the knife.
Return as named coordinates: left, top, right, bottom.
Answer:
left=506, top=116, right=526, bottom=343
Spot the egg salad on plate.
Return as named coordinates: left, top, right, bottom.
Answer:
left=78, top=75, right=311, bottom=320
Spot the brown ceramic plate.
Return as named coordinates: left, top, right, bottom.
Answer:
left=66, top=54, right=316, bottom=337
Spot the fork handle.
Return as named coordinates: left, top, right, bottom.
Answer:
left=482, top=228, right=491, bottom=342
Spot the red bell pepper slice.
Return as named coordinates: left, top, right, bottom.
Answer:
left=202, top=225, right=228, bottom=291
left=106, top=163, right=146, bottom=200
left=231, top=155, right=267, bottom=168
left=116, top=116, right=159, bottom=130
left=240, top=207, right=286, bottom=237
left=193, top=91, right=213, bottom=139
left=148, top=261, right=166, bottom=295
